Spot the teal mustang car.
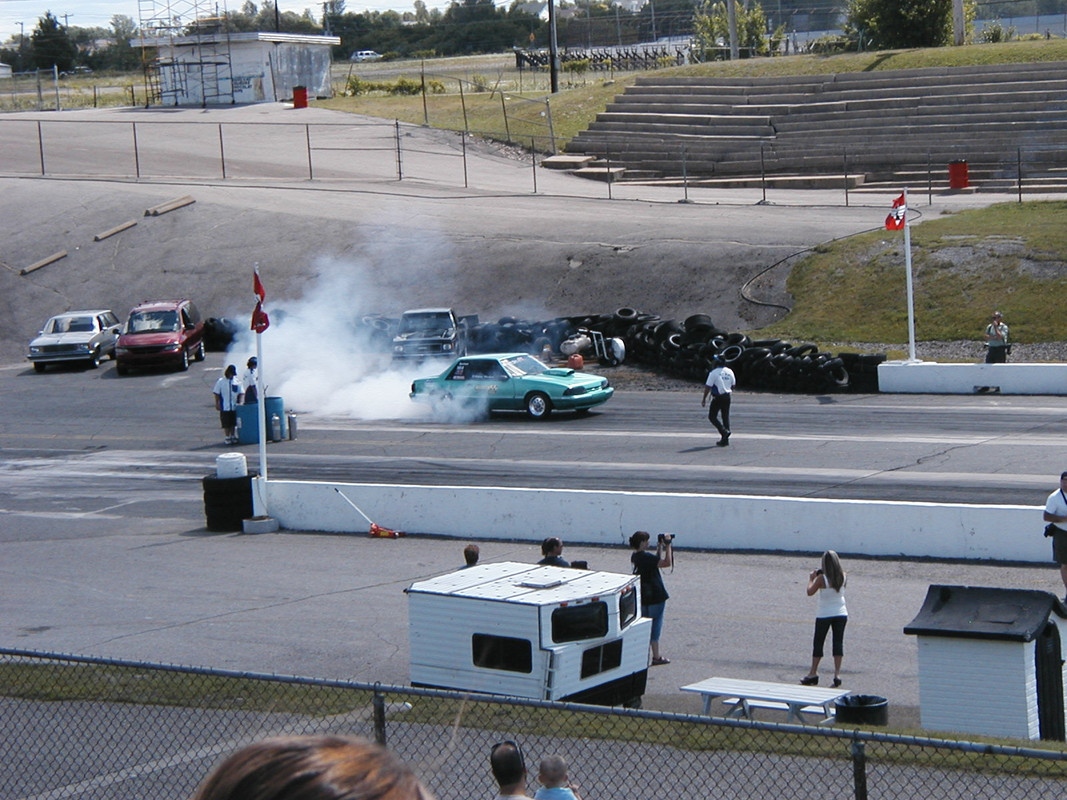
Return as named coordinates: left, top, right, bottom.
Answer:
left=410, top=353, right=614, bottom=419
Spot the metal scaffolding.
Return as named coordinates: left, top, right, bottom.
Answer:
left=138, top=0, right=235, bottom=106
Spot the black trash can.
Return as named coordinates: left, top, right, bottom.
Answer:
left=835, top=694, right=889, bottom=726
left=203, top=474, right=254, bottom=532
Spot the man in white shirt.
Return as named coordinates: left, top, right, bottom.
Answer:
left=1043, top=471, right=1067, bottom=599
left=701, top=355, right=737, bottom=447
left=212, top=364, right=241, bottom=444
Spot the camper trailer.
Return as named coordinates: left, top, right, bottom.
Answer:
left=406, top=562, right=651, bottom=707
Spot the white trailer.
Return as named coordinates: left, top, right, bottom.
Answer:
left=406, top=562, right=651, bottom=706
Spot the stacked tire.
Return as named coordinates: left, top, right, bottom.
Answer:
left=203, top=474, right=255, bottom=532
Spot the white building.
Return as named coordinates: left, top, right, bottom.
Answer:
left=0, top=63, right=12, bottom=80
left=905, top=585, right=1067, bottom=741
left=136, top=31, right=340, bottom=106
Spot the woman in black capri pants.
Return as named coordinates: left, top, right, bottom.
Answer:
left=800, top=550, right=848, bottom=688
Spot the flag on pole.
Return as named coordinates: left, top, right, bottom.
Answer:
left=885, top=193, right=906, bottom=230
left=251, top=267, right=269, bottom=333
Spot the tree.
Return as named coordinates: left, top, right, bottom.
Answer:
left=693, top=0, right=768, bottom=57
left=31, top=11, right=78, bottom=71
left=846, top=0, right=953, bottom=49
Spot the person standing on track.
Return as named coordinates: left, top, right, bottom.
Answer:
left=701, top=354, right=736, bottom=446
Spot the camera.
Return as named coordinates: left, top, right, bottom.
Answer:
left=814, top=568, right=823, bottom=575
left=658, top=533, right=675, bottom=544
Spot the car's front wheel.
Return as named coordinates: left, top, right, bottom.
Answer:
left=178, top=348, right=190, bottom=371
left=525, top=392, right=552, bottom=419
left=33, top=362, right=46, bottom=373
left=87, top=349, right=101, bottom=369
left=194, top=340, right=205, bottom=361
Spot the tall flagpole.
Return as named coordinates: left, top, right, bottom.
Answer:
left=902, top=187, right=917, bottom=362
left=256, top=329, right=267, bottom=481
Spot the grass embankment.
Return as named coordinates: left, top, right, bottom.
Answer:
left=762, top=201, right=1067, bottom=345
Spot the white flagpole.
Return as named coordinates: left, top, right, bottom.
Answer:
left=256, top=330, right=267, bottom=481
left=902, top=187, right=918, bottom=363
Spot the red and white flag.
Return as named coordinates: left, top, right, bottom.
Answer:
left=885, top=193, right=906, bottom=230
left=251, top=267, right=269, bottom=333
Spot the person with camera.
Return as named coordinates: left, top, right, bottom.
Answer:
left=983, top=310, right=1010, bottom=363
left=629, top=530, right=673, bottom=666
left=800, top=550, right=848, bottom=687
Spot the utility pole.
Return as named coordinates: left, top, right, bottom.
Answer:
left=322, top=2, right=331, bottom=34
left=62, top=13, right=73, bottom=27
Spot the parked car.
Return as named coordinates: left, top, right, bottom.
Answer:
left=27, top=309, right=122, bottom=372
left=115, top=299, right=205, bottom=375
left=410, top=352, right=614, bottom=419
left=392, top=307, right=472, bottom=362
left=350, top=50, right=382, bottom=62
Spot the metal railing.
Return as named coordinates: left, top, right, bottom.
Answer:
left=3, top=648, right=1066, bottom=800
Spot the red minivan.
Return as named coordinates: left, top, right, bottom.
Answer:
left=116, top=300, right=206, bottom=375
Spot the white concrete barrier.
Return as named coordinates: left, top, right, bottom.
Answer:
left=879, top=360, right=1067, bottom=394
left=255, top=478, right=1049, bottom=563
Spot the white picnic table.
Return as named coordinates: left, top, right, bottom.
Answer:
left=681, top=676, right=851, bottom=724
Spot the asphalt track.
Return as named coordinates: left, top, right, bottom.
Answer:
left=3, top=102, right=1066, bottom=731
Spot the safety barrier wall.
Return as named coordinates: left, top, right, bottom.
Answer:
left=256, top=479, right=1045, bottom=563
left=878, top=361, right=1067, bottom=394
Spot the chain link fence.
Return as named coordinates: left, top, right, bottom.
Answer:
left=3, top=648, right=1067, bottom=800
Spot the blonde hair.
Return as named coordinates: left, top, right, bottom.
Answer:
left=191, top=735, right=426, bottom=800
left=538, top=755, right=569, bottom=788
left=822, top=550, right=845, bottom=592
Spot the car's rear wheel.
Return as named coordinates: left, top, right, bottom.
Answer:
left=525, top=392, right=551, bottom=419
left=33, top=362, right=46, bottom=373
left=194, top=341, right=206, bottom=361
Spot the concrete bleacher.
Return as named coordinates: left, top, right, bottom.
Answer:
left=556, top=61, right=1067, bottom=190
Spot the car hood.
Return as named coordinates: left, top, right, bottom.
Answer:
left=395, top=329, right=453, bottom=341
left=30, top=332, right=96, bottom=347
left=119, top=331, right=180, bottom=346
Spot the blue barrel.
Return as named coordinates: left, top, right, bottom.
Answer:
left=234, top=397, right=286, bottom=443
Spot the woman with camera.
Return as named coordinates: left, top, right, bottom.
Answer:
left=800, top=550, right=848, bottom=687
left=629, top=530, right=673, bottom=666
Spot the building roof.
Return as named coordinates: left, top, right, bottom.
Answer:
left=136, top=31, right=340, bottom=48
left=904, top=585, right=1067, bottom=642
left=406, top=561, right=637, bottom=606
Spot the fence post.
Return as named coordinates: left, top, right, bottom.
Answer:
left=421, top=61, right=428, bottom=127
left=531, top=137, right=537, bottom=194
left=681, top=142, right=691, bottom=204
left=606, top=142, right=613, bottom=201
left=37, top=119, right=45, bottom=176
left=500, top=93, right=511, bottom=145
left=459, top=79, right=469, bottom=137
left=305, top=124, right=313, bottom=180
left=851, top=739, right=868, bottom=800
left=461, top=133, right=468, bottom=189
left=395, top=120, right=403, bottom=180
left=545, top=97, right=556, bottom=155
left=842, top=148, right=848, bottom=207
left=1017, top=147, right=1023, bottom=203
left=759, top=142, right=768, bottom=205
left=132, top=122, right=141, bottom=179
left=927, top=152, right=933, bottom=206
left=372, top=687, right=387, bottom=746
left=218, top=123, right=226, bottom=180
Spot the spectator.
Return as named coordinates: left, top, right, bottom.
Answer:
left=463, top=543, right=480, bottom=568
left=213, top=364, right=241, bottom=445
left=984, top=311, right=1009, bottom=363
left=801, top=550, right=848, bottom=687
left=490, top=740, right=531, bottom=800
left=630, top=530, right=672, bottom=665
left=1043, top=471, right=1067, bottom=600
left=534, top=755, right=582, bottom=800
left=190, top=734, right=431, bottom=800
left=241, top=356, right=259, bottom=404
left=538, top=537, right=569, bottom=567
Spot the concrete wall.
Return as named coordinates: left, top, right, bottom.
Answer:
left=255, top=479, right=1047, bottom=562
left=879, top=361, right=1067, bottom=395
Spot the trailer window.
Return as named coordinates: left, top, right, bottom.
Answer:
left=552, top=602, right=608, bottom=643
left=620, top=586, right=637, bottom=628
left=472, top=634, right=532, bottom=673
left=580, top=639, right=623, bottom=678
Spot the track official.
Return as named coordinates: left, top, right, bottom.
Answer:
left=701, top=355, right=736, bottom=447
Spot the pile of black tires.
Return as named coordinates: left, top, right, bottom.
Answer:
left=363, top=308, right=888, bottom=394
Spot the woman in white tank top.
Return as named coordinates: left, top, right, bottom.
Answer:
left=800, top=550, right=847, bottom=688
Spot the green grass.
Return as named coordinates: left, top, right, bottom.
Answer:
left=759, top=201, right=1067, bottom=344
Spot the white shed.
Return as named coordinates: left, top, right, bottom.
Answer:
left=904, top=585, right=1067, bottom=740
left=0, top=63, right=12, bottom=80
left=137, top=31, right=340, bottom=106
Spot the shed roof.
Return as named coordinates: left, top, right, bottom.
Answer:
left=406, top=561, right=637, bottom=606
left=136, top=32, right=340, bottom=48
left=904, top=585, right=1067, bottom=642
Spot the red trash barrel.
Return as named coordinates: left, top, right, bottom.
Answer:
left=948, top=159, right=969, bottom=189
left=292, top=85, right=308, bottom=109
left=567, top=353, right=584, bottom=370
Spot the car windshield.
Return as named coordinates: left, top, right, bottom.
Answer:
left=128, top=310, right=179, bottom=333
left=47, top=316, right=95, bottom=334
left=400, top=313, right=452, bottom=333
left=500, top=354, right=549, bottom=377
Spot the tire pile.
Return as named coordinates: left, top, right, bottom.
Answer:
left=357, top=310, right=887, bottom=394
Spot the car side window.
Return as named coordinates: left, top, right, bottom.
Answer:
left=484, top=361, right=508, bottom=381
left=447, top=362, right=470, bottom=381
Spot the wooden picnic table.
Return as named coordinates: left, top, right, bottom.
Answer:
left=681, top=676, right=851, bottom=724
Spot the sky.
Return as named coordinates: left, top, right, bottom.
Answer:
left=0, top=0, right=447, bottom=45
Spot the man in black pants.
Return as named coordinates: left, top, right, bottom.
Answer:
left=701, top=355, right=736, bottom=446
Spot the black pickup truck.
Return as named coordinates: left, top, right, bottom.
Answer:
left=391, top=308, right=474, bottom=361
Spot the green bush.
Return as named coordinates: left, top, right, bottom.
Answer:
left=389, top=77, right=422, bottom=95
left=978, top=20, right=1014, bottom=43
left=469, top=73, right=492, bottom=92
left=427, top=79, right=446, bottom=94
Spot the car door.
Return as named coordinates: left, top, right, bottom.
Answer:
left=98, top=312, right=120, bottom=356
left=447, top=359, right=516, bottom=410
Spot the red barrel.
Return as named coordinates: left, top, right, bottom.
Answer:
left=948, top=159, right=969, bottom=189
left=292, top=85, right=308, bottom=109
left=567, top=353, right=584, bottom=370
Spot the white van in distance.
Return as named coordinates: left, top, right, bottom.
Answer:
left=406, top=562, right=651, bottom=707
